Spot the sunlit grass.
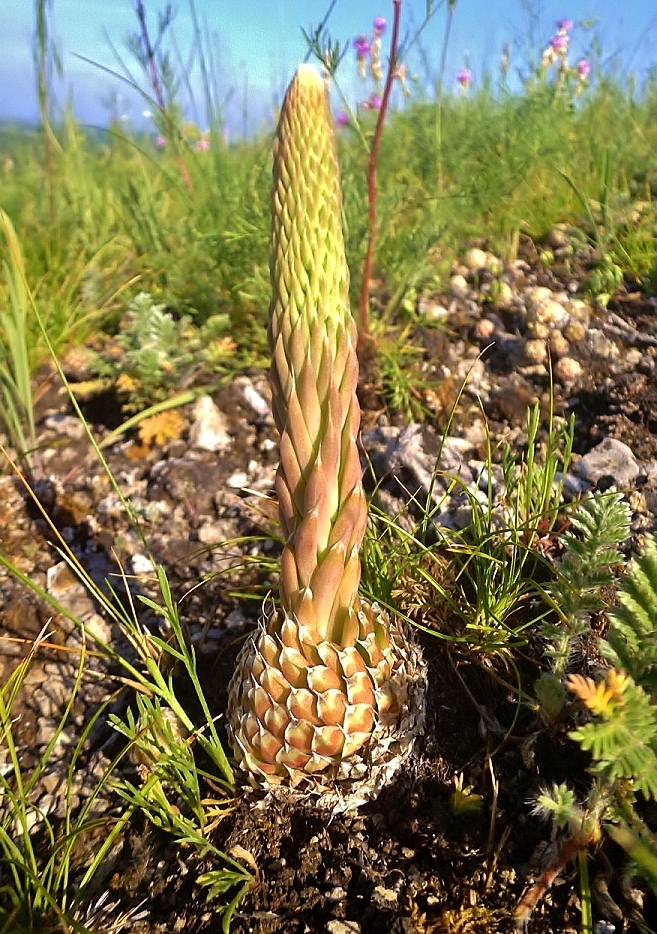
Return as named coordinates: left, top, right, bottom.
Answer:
left=1, top=63, right=656, bottom=390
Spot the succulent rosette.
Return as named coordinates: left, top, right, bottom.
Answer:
left=227, top=64, right=425, bottom=809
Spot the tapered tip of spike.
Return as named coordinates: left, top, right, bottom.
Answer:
left=292, top=63, right=324, bottom=91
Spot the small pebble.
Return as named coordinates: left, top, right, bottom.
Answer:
left=450, top=274, right=469, bottom=295
left=548, top=332, right=569, bottom=358
left=326, top=887, right=347, bottom=903
left=553, top=356, right=583, bottom=382
left=564, top=320, right=587, bottom=342
left=474, top=318, right=497, bottom=341
left=525, top=285, right=553, bottom=312
left=420, top=300, right=450, bottom=322
left=532, top=298, right=568, bottom=329
left=326, top=922, right=361, bottom=934
left=463, top=247, right=488, bottom=271
left=43, top=414, right=87, bottom=441
left=524, top=339, right=548, bottom=365
left=547, top=224, right=569, bottom=249
left=586, top=329, right=618, bottom=360
left=189, top=396, right=231, bottom=452
left=131, top=554, right=156, bottom=576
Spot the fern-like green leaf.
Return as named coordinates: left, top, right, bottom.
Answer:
left=542, top=490, right=630, bottom=674
left=571, top=674, right=657, bottom=800
left=603, top=536, right=657, bottom=696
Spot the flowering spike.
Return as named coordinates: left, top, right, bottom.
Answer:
left=227, top=65, right=426, bottom=808
left=267, top=63, right=366, bottom=642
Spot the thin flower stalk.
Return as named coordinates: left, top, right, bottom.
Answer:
left=358, top=0, right=403, bottom=340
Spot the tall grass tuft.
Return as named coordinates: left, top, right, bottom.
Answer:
left=0, top=209, right=39, bottom=477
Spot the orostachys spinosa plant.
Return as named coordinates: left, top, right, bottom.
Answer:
left=226, top=64, right=426, bottom=809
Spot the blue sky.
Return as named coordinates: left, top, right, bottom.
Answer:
left=1, top=1, right=655, bottom=136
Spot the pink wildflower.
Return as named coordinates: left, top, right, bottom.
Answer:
left=373, top=16, right=387, bottom=37
left=577, top=58, right=590, bottom=79
left=353, top=35, right=370, bottom=56
left=335, top=110, right=349, bottom=127
left=362, top=93, right=382, bottom=110
left=456, top=68, right=472, bottom=93
left=550, top=33, right=568, bottom=53
left=155, top=134, right=167, bottom=148
left=193, top=137, right=210, bottom=152
left=354, top=34, right=370, bottom=79
left=557, top=18, right=573, bottom=32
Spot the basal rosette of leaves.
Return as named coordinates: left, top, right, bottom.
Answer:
left=227, top=64, right=426, bottom=808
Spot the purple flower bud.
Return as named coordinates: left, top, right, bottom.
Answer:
left=155, top=134, right=166, bottom=148
left=456, top=68, right=472, bottom=90
left=353, top=35, right=371, bottom=58
left=373, top=16, right=387, bottom=36
left=577, top=58, right=590, bottom=79
left=550, top=33, right=568, bottom=52
left=335, top=110, right=349, bottom=127
left=362, top=93, right=382, bottom=111
left=557, top=18, right=573, bottom=31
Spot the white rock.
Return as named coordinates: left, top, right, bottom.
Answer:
left=419, top=298, right=450, bottom=321
left=525, top=286, right=553, bottom=312
left=236, top=378, right=271, bottom=419
left=227, top=470, right=248, bottom=489
left=189, top=395, right=231, bottom=452
left=326, top=921, right=361, bottom=934
left=131, top=553, right=156, bottom=576
left=622, top=348, right=643, bottom=369
left=586, top=329, right=618, bottom=360
left=573, top=437, right=639, bottom=489
left=197, top=521, right=230, bottom=545
left=83, top=612, right=113, bottom=644
left=43, top=414, right=86, bottom=440
left=532, top=299, right=568, bottom=329
left=449, top=274, right=469, bottom=295
left=463, top=247, right=488, bottom=272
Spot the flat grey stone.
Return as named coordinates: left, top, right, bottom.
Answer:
left=573, top=437, right=639, bottom=489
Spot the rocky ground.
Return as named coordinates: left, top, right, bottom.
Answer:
left=1, top=229, right=657, bottom=933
